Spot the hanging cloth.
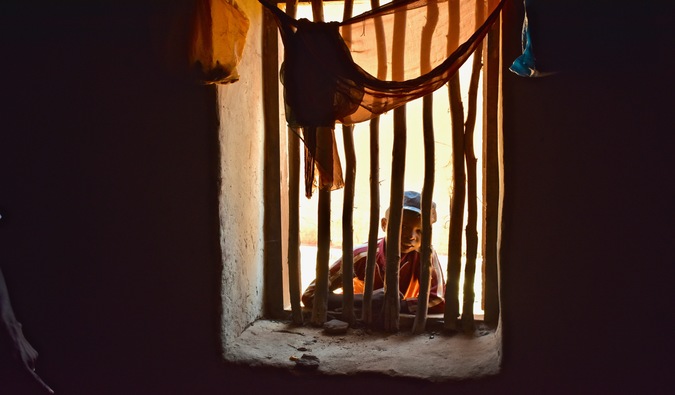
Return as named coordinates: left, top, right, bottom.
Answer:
left=260, top=0, right=504, bottom=196
left=190, top=0, right=250, bottom=84
left=509, top=0, right=540, bottom=77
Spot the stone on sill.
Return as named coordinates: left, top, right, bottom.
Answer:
left=294, top=353, right=320, bottom=370
left=323, top=319, right=349, bottom=335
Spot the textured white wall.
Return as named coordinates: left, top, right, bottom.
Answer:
left=218, top=0, right=265, bottom=352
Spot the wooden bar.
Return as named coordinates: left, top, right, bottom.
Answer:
left=482, top=4, right=501, bottom=327
left=312, top=179, right=331, bottom=326
left=362, top=0, right=386, bottom=327
left=461, top=33, right=485, bottom=333
left=340, top=0, right=356, bottom=325
left=282, top=0, right=303, bottom=326
left=362, top=117, right=380, bottom=325
left=284, top=0, right=297, bottom=17
left=413, top=94, right=435, bottom=334
left=310, top=0, right=324, bottom=23
left=383, top=3, right=408, bottom=333
left=341, top=125, right=356, bottom=324
left=384, top=112, right=405, bottom=333
left=460, top=0, right=486, bottom=332
left=444, top=77, right=465, bottom=331
left=262, top=5, right=285, bottom=319
left=412, top=0, right=439, bottom=335
left=310, top=1, right=329, bottom=327
left=371, top=0, right=387, bottom=81
left=287, top=125, right=303, bottom=324
left=444, top=0, right=465, bottom=332
left=342, top=0, right=354, bottom=22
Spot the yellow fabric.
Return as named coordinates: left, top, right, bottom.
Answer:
left=190, top=0, right=249, bottom=84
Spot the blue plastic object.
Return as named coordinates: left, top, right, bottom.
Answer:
left=510, top=0, right=540, bottom=77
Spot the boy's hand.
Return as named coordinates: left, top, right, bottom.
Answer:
left=370, top=289, right=407, bottom=312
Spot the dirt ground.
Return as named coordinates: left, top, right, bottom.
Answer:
left=224, top=318, right=501, bottom=381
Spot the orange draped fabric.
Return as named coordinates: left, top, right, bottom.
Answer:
left=190, top=0, right=250, bottom=84
left=260, top=0, right=504, bottom=196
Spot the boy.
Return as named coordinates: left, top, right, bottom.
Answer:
left=302, top=191, right=446, bottom=314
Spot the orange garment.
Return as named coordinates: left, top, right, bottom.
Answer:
left=302, top=238, right=446, bottom=314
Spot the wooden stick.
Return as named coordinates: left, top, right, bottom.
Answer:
left=371, top=0, right=387, bottom=81
left=262, top=5, right=285, bottom=319
left=342, top=0, right=354, bottom=22
left=461, top=44, right=483, bottom=332
left=341, top=125, right=356, bottom=325
left=444, top=0, right=465, bottom=332
left=384, top=113, right=405, bottom=333
left=310, top=0, right=324, bottom=24
left=482, top=5, right=501, bottom=328
left=362, top=0, right=386, bottom=327
left=363, top=117, right=380, bottom=325
left=311, top=0, right=333, bottom=326
left=383, top=0, right=408, bottom=333
left=312, top=187, right=331, bottom=326
left=340, top=0, right=356, bottom=325
left=287, top=125, right=303, bottom=324
left=311, top=127, right=333, bottom=326
left=283, top=0, right=302, bottom=326
left=412, top=0, right=439, bottom=335
left=309, top=1, right=329, bottom=327
left=461, top=0, right=486, bottom=333
left=413, top=93, right=435, bottom=334
left=285, top=0, right=298, bottom=17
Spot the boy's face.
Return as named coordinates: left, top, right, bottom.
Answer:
left=381, top=209, right=423, bottom=254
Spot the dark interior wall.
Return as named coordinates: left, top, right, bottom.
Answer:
left=500, top=1, right=675, bottom=393
left=0, top=1, right=672, bottom=394
left=0, top=2, right=226, bottom=393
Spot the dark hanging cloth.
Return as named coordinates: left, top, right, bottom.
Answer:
left=260, top=0, right=505, bottom=196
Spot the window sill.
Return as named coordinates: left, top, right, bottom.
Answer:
left=224, top=318, right=501, bottom=381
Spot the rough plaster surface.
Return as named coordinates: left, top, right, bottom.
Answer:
left=219, top=0, right=265, bottom=348
left=226, top=320, right=502, bottom=381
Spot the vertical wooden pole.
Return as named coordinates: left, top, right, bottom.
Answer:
left=340, top=0, right=356, bottom=325
left=310, top=0, right=330, bottom=327
left=262, top=5, right=284, bottom=319
left=362, top=0, right=386, bottom=326
left=313, top=185, right=331, bottom=325
left=310, top=0, right=324, bottom=23
left=444, top=0, right=465, bottom=332
left=363, top=117, right=380, bottom=325
left=461, top=0, right=486, bottom=332
left=461, top=0, right=486, bottom=331
left=283, top=0, right=303, bottom=326
left=413, top=0, right=439, bottom=335
left=287, top=126, right=303, bottom=324
left=341, top=126, right=356, bottom=324
left=384, top=121, right=405, bottom=333
left=482, top=0, right=501, bottom=328
left=383, top=3, right=408, bottom=333
left=311, top=129, right=333, bottom=326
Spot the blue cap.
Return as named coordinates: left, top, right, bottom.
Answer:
left=401, top=191, right=437, bottom=224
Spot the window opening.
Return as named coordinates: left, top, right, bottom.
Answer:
left=264, top=0, right=502, bottom=332
left=219, top=0, right=504, bottom=380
